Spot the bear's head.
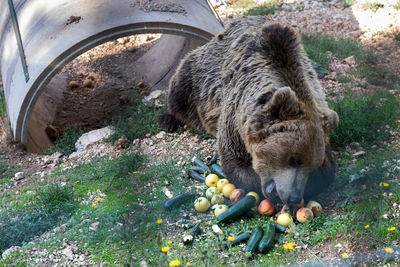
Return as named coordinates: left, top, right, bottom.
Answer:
left=244, top=86, right=338, bottom=205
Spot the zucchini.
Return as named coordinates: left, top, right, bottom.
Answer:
left=217, top=195, right=256, bottom=223
left=188, top=165, right=208, bottom=174
left=258, top=224, right=276, bottom=254
left=183, top=225, right=201, bottom=245
left=274, top=222, right=288, bottom=233
left=244, top=226, right=264, bottom=254
left=192, top=157, right=210, bottom=172
left=210, top=164, right=226, bottom=178
left=188, top=171, right=206, bottom=183
left=208, top=153, right=219, bottom=165
left=222, top=231, right=252, bottom=249
left=164, top=192, right=197, bottom=211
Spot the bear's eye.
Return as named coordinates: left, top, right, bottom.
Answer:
left=289, top=157, right=302, bottom=168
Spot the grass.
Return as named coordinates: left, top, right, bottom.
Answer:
left=0, top=183, right=77, bottom=253
left=229, top=0, right=282, bottom=16
left=1, top=31, right=400, bottom=266
left=46, top=124, right=86, bottom=155
left=361, top=1, right=384, bottom=12
left=0, top=161, right=19, bottom=186
left=0, top=92, right=6, bottom=117
left=108, top=98, right=164, bottom=143
left=328, top=91, right=399, bottom=148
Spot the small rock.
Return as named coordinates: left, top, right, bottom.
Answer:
left=144, top=90, right=163, bottom=102
left=83, top=79, right=94, bottom=88
left=69, top=81, right=80, bottom=88
left=89, top=222, right=99, bottom=231
left=127, top=46, right=136, bottom=53
left=352, top=151, right=366, bottom=157
left=344, top=56, right=356, bottom=65
left=114, top=136, right=130, bottom=150
left=14, top=172, right=25, bottom=180
left=62, top=247, right=74, bottom=259
left=140, top=260, right=148, bottom=267
left=155, top=131, right=166, bottom=139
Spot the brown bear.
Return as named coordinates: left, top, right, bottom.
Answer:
left=159, top=17, right=338, bottom=206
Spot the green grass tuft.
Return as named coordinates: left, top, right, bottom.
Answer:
left=329, top=91, right=399, bottom=148
left=361, top=1, right=384, bottom=11
left=46, top=124, right=86, bottom=155
left=108, top=101, right=163, bottom=143
left=0, top=184, right=77, bottom=253
left=0, top=92, right=6, bottom=117
left=246, top=3, right=281, bottom=16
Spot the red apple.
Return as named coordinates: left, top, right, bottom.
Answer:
left=258, top=199, right=275, bottom=216
left=296, top=207, right=314, bottom=223
left=229, top=189, right=245, bottom=203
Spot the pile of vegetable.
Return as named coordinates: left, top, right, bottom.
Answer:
left=164, top=156, right=323, bottom=257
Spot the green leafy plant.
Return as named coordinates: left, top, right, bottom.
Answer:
left=0, top=92, right=6, bottom=117
left=329, top=91, right=399, bottom=148
left=46, top=124, right=86, bottom=155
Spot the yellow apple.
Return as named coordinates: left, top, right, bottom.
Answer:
left=276, top=213, right=293, bottom=227
left=222, top=183, right=236, bottom=198
left=211, top=194, right=225, bottom=205
left=217, top=178, right=229, bottom=192
left=214, top=204, right=229, bottom=217
left=205, top=174, right=219, bottom=187
left=246, top=192, right=260, bottom=205
left=194, top=197, right=210, bottom=212
left=205, top=186, right=219, bottom=199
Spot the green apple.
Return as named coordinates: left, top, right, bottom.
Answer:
left=194, top=197, right=210, bottom=212
left=214, top=204, right=229, bottom=217
left=211, top=194, right=225, bottom=205
left=205, top=186, right=219, bottom=199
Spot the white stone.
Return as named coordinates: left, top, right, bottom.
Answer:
left=62, top=247, right=74, bottom=259
left=352, top=151, right=366, bottom=157
left=144, top=90, right=163, bottom=102
left=14, top=172, right=25, bottom=180
left=75, top=126, right=115, bottom=153
left=89, top=222, right=100, bottom=231
left=1, top=246, right=20, bottom=259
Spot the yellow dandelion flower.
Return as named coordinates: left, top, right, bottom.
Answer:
left=168, top=240, right=172, bottom=244
left=157, top=219, right=163, bottom=224
left=132, top=171, right=138, bottom=174
left=364, top=224, right=370, bottom=229
left=219, top=230, right=224, bottom=235
left=96, top=197, right=102, bottom=202
left=283, top=242, right=295, bottom=250
left=388, top=227, right=396, bottom=231
left=379, top=182, right=389, bottom=187
left=36, top=195, right=40, bottom=199
left=385, top=247, right=394, bottom=253
left=92, top=204, right=97, bottom=209
left=169, top=259, right=181, bottom=267
left=161, top=246, right=170, bottom=253
left=228, top=236, right=235, bottom=242
left=185, top=263, right=191, bottom=266
left=286, top=229, right=292, bottom=234
left=341, top=253, right=349, bottom=259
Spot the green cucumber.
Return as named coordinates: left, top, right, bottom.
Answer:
left=192, top=157, right=210, bottom=172
left=244, top=226, right=264, bottom=254
left=217, top=196, right=256, bottom=223
left=188, top=165, right=208, bottom=174
left=188, top=171, right=206, bottom=183
left=258, top=224, right=276, bottom=254
left=222, top=231, right=252, bottom=249
left=164, top=192, right=197, bottom=211
left=210, top=164, right=226, bottom=178
left=274, top=222, right=288, bottom=233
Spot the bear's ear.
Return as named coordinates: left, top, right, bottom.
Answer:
left=267, top=87, right=304, bottom=121
left=246, top=87, right=304, bottom=143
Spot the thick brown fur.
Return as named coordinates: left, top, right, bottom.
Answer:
left=159, top=17, right=338, bottom=204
